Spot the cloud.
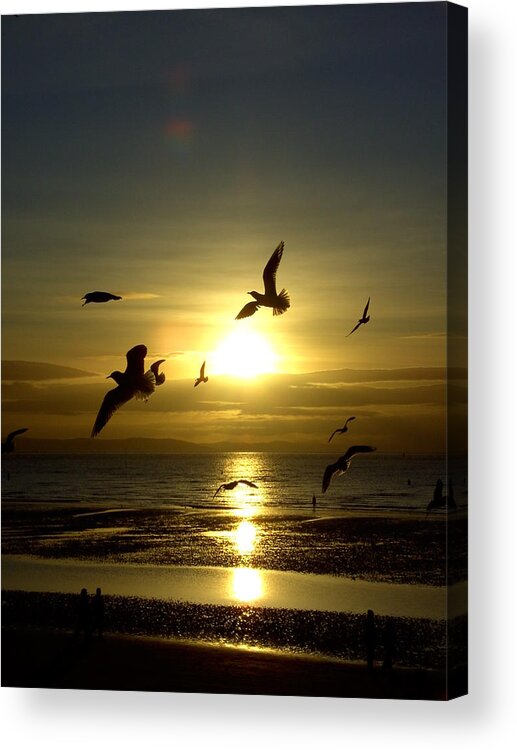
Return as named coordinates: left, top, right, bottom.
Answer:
left=2, top=361, right=98, bottom=382
left=118, top=292, right=162, bottom=301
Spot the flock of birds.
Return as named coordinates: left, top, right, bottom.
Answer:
left=3, top=240, right=446, bottom=510
left=77, top=241, right=375, bottom=498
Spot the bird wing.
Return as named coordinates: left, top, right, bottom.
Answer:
left=150, top=360, right=166, bottom=385
left=322, top=460, right=344, bottom=494
left=342, top=445, right=376, bottom=463
left=91, top=386, right=134, bottom=437
left=262, top=241, right=284, bottom=297
left=240, top=480, right=258, bottom=488
left=125, top=345, right=147, bottom=376
left=150, top=360, right=165, bottom=376
left=328, top=430, right=339, bottom=443
left=363, top=297, right=371, bottom=318
left=6, top=428, right=29, bottom=443
left=200, top=361, right=206, bottom=379
left=236, top=301, right=260, bottom=320
left=345, top=417, right=356, bottom=427
left=213, top=484, right=225, bottom=499
left=134, top=371, right=156, bottom=400
left=346, top=321, right=363, bottom=337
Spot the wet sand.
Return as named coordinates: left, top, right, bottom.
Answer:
left=1, top=503, right=468, bottom=585
left=1, top=503, right=467, bottom=698
left=1, top=628, right=466, bottom=700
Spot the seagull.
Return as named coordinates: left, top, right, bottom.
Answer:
left=91, top=345, right=156, bottom=437
left=328, top=416, right=357, bottom=443
left=346, top=297, right=371, bottom=337
left=213, top=479, right=258, bottom=499
left=82, top=291, right=122, bottom=306
left=194, top=361, right=208, bottom=387
left=150, top=359, right=166, bottom=386
left=322, top=445, right=376, bottom=493
left=2, top=428, right=29, bottom=453
left=235, top=241, right=290, bottom=320
left=426, top=479, right=457, bottom=514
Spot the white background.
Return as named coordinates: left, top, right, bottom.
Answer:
left=1, top=0, right=515, bottom=747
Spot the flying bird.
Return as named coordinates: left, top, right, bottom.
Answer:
left=194, top=361, right=208, bottom=387
left=82, top=291, right=122, bottom=306
left=2, top=428, right=29, bottom=454
left=322, top=445, right=376, bottom=494
left=150, top=359, right=166, bottom=386
left=91, top=345, right=156, bottom=437
left=346, top=297, right=371, bottom=337
left=213, top=479, right=258, bottom=499
left=236, top=241, right=290, bottom=319
left=328, top=417, right=357, bottom=443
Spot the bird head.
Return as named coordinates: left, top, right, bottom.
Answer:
left=107, top=370, right=124, bottom=385
left=248, top=291, right=260, bottom=300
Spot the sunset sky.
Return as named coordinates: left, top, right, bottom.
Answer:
left=1, top=4, right=465, bottom=450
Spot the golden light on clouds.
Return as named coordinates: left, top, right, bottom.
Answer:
left=211, top=329, right=279, bottom=378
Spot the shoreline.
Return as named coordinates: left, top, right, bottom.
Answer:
left=2, top=504, right=468, bottom=586
left=2, top=555, right=467, bottom=619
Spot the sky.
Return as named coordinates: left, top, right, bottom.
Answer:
left=1, top=3, right=466, bottom=450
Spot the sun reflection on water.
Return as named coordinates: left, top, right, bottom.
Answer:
left=221, top=453, right=268, bottom=513
left=232, top=567, right=263, bottom=602
left=234, top=520, right=257, bottom=555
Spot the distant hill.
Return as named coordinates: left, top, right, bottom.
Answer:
left=15, top=437, right=329, bottom=455
left=2, top=361, right=98, bottom=381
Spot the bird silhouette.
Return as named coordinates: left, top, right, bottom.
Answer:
left=81, top=291, right=122, bottom=306
left=213, top=479, right=258, bottom=499
left=2, top=427, right=29, bottom=453
left=194, top=361, right=208, bottom=387
left=426, top=479, right=457, bottom=514
left=347, top=297, right=371, bottom=336
left=236, top=241, right=290, bottom=319
left=150, top=359, right=166, bottom=386
left=91, top=345, right=156, bottom=437
left=328, top=416, right=356, bottom=443
left=322, top=445, right=376, bottom=493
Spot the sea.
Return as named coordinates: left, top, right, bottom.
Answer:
left=2, top=453, right=467, bottom=512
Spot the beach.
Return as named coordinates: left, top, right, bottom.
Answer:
left=2, top=498, right=467, bottom=699
left=1, top=627, right=466, bottom=700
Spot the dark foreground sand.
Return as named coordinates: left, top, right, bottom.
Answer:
left=1, top=628, right=466, bottom=700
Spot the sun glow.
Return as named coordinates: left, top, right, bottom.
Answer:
left=232, top=567, right=263, bottom=602
left=211, top=328, right=279, bottom=378
left=234, top=520, right=257, bottom=555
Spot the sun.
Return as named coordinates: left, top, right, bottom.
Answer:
left=211, top=328, right=279, bottom=378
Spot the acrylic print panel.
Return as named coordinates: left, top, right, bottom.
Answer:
left=1, top=2, right=467, bottom=700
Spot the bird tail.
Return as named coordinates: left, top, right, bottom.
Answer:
left=273, top=289, right=290, bottom=316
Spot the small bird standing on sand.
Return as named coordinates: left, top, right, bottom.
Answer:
left=2, top=427, right=29, bottom=453
left=213, top=479, right=258, bottom=499
left=150, top=359, right=166, bottom=386
left=328, top=416, right=356, bottom=443
left=322, top=445, right=376, bottom=493
left=194, top=361, right=208, bottom=387
left=347, top=297, right=371, bottom=337
left=81, top=291, right=122, bottom=306
left=91, top=345, right=156, bottom=437
left=235, top=241, right=290, bottom=320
